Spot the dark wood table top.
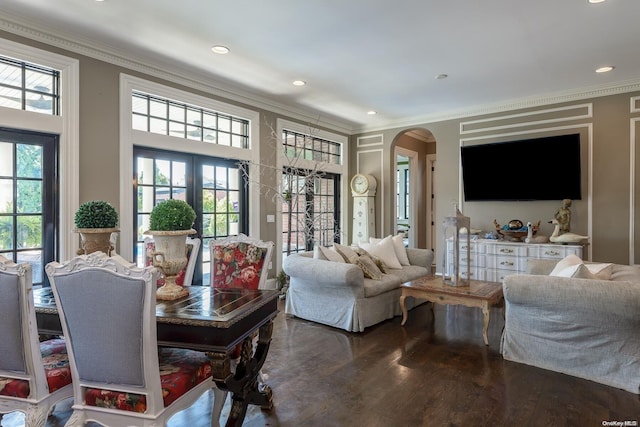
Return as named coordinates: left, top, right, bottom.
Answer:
left=34, top=286, right=280, bottom=353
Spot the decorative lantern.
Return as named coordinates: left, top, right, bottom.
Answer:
left=442, top=206, right=470, bottom=286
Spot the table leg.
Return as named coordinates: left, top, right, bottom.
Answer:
left=481, top=302, right=490, bottom=346
left=209, top=320, right=275, bottom=427
left=400, top=295, right=408, bottom=325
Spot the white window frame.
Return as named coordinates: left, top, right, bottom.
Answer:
left=119, top=74, right=261, bottom=260
left=276, top=118, right=348, bottom=272
left=0, top=37, right=80, bottom=261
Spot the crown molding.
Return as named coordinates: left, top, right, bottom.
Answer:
left=3, top=16, right=640, bottom=137
left=0, top=17, right=356, bottom=135
left=355, top=79, right=640, bottom=134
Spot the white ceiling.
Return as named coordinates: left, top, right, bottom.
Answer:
left=1, top=0, right=639, bottom=133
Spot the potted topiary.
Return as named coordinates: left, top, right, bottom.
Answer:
left=74, top=200, right=119, bottom=255
left=144, top=199, right=196, bottom=300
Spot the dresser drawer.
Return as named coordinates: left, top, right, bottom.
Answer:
left=538, top=245, right=583, bottom=260
left=488, top=244, right=528, bottom=257
left=491, top=254, right=523, bottom=271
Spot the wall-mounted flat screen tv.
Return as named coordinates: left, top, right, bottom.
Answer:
left=461, top=133, right=582, bottom=201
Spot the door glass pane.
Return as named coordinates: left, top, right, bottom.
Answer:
left=156, top=160, right=171, bottom=185
left=16, top=144, right=42, bottom=178
left=0, top=142, right=13, bottom=175
left=0, top=216, right=13, bottom=250
left=172, top=162, right=186, bottom=186
left=138, top=157, right=154, bottom=185
left=0, top=179, right=13, bottom=213
left=17, top=180, right=42, bottom=213
left=17, top=215, right=41, bottom=249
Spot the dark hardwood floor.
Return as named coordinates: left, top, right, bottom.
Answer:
left=3, top=300, right=639, bottom=426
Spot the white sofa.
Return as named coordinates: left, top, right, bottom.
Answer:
left=502, top=258, right=640, bottom=394
left=283, top=247, right=433, bottom=332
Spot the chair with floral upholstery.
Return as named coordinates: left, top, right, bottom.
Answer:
left=0, top=255, right=73, bottom=427
left=45, top=252, right=220, bottom=427
left=209, top=233, right=273, bottom=290
left=208, top=233, right=274, bottom=414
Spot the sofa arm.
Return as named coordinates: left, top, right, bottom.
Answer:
left=503, top=274, right=640, bottom=321
left=283, top=253, right=364, bottom=289
left=406, top=248, right=434, bottom=270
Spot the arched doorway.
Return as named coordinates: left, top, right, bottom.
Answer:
left=392, top=128, right=436, bottom=249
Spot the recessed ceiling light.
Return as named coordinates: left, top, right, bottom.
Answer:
left=595, top=65, right=615, bottom=73
left=588, top=0, right=607, bottom=3
left=211, top=45, right=229, bottom=54
left=435, top=74, right=448, bottom=80
left=292, top=80, right=306, bottom=86
left=367, top=110, right=377, bottom=115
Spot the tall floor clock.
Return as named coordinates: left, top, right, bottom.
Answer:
left=351, top=173, right=377, bottom=244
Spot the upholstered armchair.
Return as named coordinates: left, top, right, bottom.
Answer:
left=209, top=234, right=275, bottom=408
left=209, top=233, right=273, bottom=290
left=0, top=255, right=73, bottom=427
left=45, top=252, right=222, bottom=427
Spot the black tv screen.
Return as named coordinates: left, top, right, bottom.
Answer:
left=461, top=134, right=582, bottom=201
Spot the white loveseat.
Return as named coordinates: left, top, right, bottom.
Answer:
left=283, top=243, right=434, bottom=332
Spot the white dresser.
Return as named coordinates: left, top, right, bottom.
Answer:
left=445, top=239, right=584, bottom=282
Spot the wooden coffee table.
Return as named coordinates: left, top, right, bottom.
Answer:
left=399, top=276, right=504, bottom=345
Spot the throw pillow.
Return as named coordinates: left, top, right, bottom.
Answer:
left=366, top=235, right=402, bottom=269
left=392, top=233, right=411, bottom=266
left=549, top=254, right=583, bottom=276
left=550, top=263, right=596, bottom=279
left=334, top=243, right=359, bottom=263
left=354, top=254, right=384, bottom=280
left=355, top=247, right=389, bottom=273
left=318, top=246, right=345, bottom=263
left=585, top=263, right=613, bottom=280
left=313, top=245, right=327, bottom=260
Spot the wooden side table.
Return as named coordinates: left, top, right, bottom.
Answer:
left=400, top=276, right=504, bottom=345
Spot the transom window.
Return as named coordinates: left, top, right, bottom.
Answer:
left=132, top=91, right=249, bottom=148
left=283, top=129, right=341, bottom=165
left=0, top=55, right=60, bottom=115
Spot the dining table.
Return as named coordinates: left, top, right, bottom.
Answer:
left=33, top=285, right=280, bottom=427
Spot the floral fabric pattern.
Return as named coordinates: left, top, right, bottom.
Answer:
left=212, top=242, right=267, bottom=289
left=0, top=338, right=71, bottom=398
left=84, top=347, right=212, bottom=413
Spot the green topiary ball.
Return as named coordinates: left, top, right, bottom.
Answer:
left=149, top=199, right=196, bottom=231
left=74, top=200, right=119, bottom=229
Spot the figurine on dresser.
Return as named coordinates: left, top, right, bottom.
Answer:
left=554, top=199, right=572, bottom=233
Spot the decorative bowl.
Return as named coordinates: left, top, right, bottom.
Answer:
left=493, top=219, right=541, bottom=242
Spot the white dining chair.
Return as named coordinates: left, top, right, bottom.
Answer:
left=45, top=252, right=224, bottom=427
left=0, top=255, right=73, bottom=427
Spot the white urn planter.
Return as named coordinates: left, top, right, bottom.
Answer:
left=75, top=227, right=119, bottom=256
left=145, top=228, right=195, bottom=301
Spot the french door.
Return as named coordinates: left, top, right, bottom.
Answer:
left=133, top=147, right=248, bottom=286
left=0, top=128, right=58, bottom=286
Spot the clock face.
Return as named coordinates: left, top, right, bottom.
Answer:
left=352, top=174, right=369, bottom=194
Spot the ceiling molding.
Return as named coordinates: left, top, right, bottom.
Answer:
left=355, top=79, right=640, bottom=134
left=3, top=16, right=640, bottom=137
left=0, top=17, right=356, bottom=135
